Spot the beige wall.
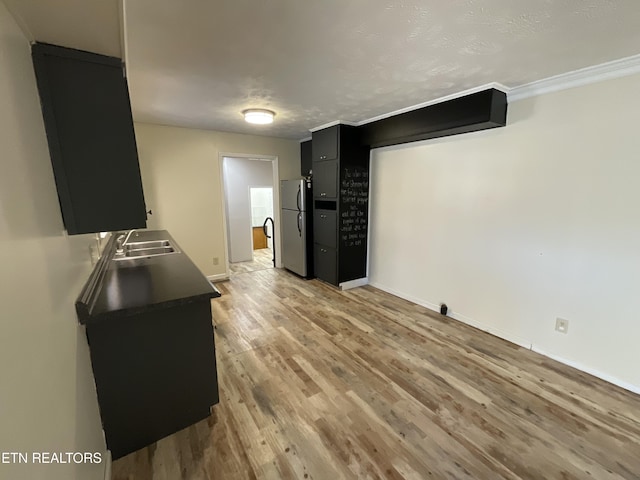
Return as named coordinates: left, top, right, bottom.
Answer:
left=368, top=72, right=640, bottom=392
left=134, top=122, right=300, bottom=277
left=0, top=3, right=106, bottom=479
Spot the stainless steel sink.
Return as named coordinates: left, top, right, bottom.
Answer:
left=124, top=246, right=176, bottom=257
left=124, top=240, right=172, bottom=251
left=113, top=238, right=180, bottom=261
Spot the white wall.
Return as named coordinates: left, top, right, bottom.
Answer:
left=0, top=3, right=106, bottom=479
left=250, top=188, right=274, bottom=228
left=368, top=72, right=640, bottom=392
left=134, top=123, right=299, bottom=278
left=223, top=157, right=273, bottom=262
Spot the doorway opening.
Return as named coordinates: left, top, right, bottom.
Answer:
left=221, top=155, right=279, bottom=276
left=248, top=186, right=274, bottom=271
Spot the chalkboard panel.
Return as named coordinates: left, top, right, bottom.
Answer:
left=339, top=167, right=369, bottom=281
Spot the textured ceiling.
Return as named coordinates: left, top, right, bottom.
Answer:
left=5, top=0, right=640, bottom=140
left=124, top=0, right=640, bottom=139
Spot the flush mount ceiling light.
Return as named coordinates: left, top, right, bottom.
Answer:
left=242, top=108, right=275, bottom=125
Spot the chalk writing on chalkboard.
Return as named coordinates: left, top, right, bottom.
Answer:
left=340, top=168, right=369, bottom=248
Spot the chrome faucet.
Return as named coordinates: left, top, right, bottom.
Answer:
left=123, top=229, right=137, bottom=245
left=116, top=229, right=136, bottom=253
left=116, top=235, right=126, bottom=253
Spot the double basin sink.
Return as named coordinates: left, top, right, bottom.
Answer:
left=113, top=238, right=180, bottom=261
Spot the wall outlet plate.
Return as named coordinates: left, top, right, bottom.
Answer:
left=555, top=318, right=569, bottom=334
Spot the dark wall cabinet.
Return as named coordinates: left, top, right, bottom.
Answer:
left=312, top=126, right=338, bottom=161
left=312, top=125, right=369, bottom=287
left=32, top=43, right=147, bottom=235
left=313, top=160, right=338, bottom=199
left=300, top=139, right=312, bottom=176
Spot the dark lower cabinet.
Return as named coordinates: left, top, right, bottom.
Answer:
left=314, top=245, right=337, bottom=286
left=85, top=300, right=218, bottom=460
left=314, top=209, right=337, bottom=247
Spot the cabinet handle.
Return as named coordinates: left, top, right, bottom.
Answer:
left=320, top=193, right=326, bottom=197
left=320, top=214, right=326, bottom=218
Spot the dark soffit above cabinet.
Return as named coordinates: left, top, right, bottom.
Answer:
left=307, top=88, right=507, bottom=149
left=358, top=88, right=507, bottom=149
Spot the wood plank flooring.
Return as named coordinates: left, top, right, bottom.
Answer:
left=112, top=268, right=640, bottom=479
left=229, top=248, right=274, bottom=275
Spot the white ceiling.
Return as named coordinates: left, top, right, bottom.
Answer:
left=5, top=0, right=640, bottom=140
left=3, top=0, right=122, bottom=58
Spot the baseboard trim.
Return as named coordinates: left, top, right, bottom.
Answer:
left=207, top=273, right=229, bottom=282
left=368, top=281, right=640, bottom=395
left=447, top=310, right=532, bottom=350
left=369, top=281, right=531, bottom=349
left=530, top=346, right=640, bottom=395
left=340, top=277, right=369, bottom=290
left=103, top=450, right=112, bottom=480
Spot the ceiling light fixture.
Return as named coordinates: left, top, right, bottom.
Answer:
left=242, top=108, right=275, bottom=125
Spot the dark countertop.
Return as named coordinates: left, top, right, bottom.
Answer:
left=76, top=230, right=220, bottom=325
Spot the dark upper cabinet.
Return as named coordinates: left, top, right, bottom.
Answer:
left=32, top=43, right=147, bottom=235
left=300, top=140, right=312, bottom=176
left=312, top=125, right=338, bottom=161
left=313, top=160, right=338, bottom=199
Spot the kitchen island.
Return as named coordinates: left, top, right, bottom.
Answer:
left=76, top=230, right=220, bottom=460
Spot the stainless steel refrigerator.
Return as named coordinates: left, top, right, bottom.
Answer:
left=281, top=178, right=313, bottom=278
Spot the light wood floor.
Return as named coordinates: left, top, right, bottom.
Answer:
left=113, top=268, right=640, bottom=479
left=229, top=248, right=274, bottom=275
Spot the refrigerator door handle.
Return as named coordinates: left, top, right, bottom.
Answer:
left=297, top=212, right=302, bottom=237
left=296, top=185, right=302, bottom=212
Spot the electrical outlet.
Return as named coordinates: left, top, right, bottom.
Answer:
left=555, top=318, right=569, bottom=334
left=213, top=257, right=219, bottom=266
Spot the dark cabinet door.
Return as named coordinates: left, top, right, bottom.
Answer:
left=86, top=300, right=218, bottom=459
left=300, top=140, right=312, bottom=176
left=314, top=244, right=337, bottom=285
left=313, top=160, right=338, bottom=199
left=32, top=43, right=147, bottom=235
left=312, top=126, right=338, bottom=161
left=314, top=209, right=337, bottom=248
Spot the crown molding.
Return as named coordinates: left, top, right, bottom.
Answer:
left=304, top=54, right=640, bottom=138
left=308, top=120, right=358, bottom=132
left=508, top=53, right=640, bottom=102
